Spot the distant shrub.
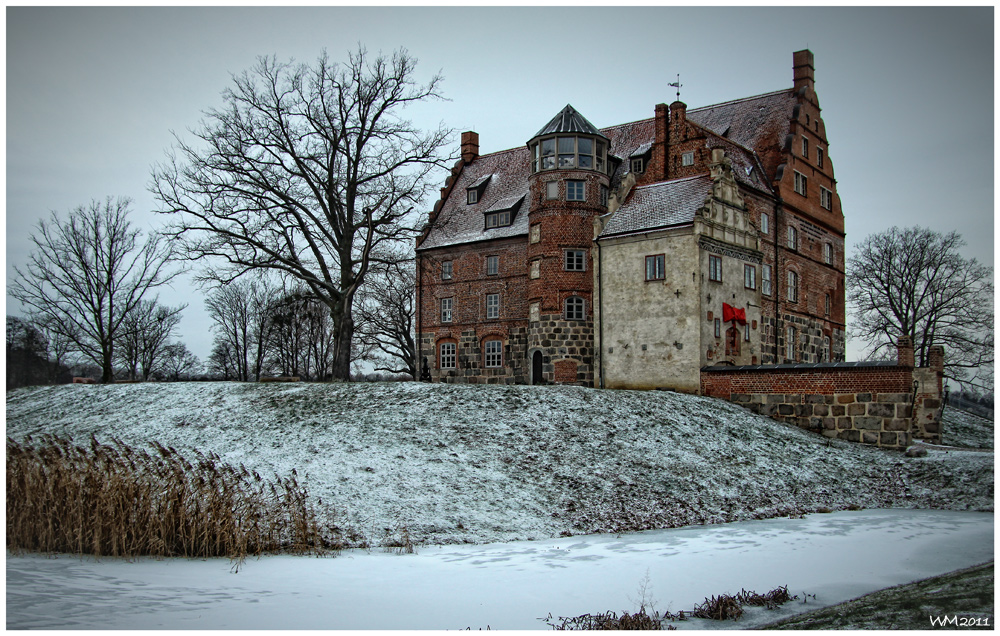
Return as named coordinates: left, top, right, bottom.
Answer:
left=6, top=435, right=341, bottom=561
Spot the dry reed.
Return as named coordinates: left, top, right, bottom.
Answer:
left=7, top=434, right=341, bottom=560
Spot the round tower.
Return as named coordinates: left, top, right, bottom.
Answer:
left=524, top=105, right=611, bottom=385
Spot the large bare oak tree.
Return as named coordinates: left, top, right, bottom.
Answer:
left=152, top=47, right=453, bottom=381
left=847, top=226, right=993, bottom=390
left=10, top=197, right=181, bottom=383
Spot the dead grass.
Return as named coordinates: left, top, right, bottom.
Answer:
left=6, top=434, right=342, bottom=560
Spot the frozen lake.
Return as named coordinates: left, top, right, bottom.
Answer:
left=6, top=509, right=993, bottom=630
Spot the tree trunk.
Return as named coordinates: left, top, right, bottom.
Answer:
left=331, top=305, right=354, bottom=381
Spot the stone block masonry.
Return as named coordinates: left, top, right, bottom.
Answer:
left=701, top=338, right=944, bottom=450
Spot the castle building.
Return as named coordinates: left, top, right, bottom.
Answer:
left=415, top=50, right=845, bottom=392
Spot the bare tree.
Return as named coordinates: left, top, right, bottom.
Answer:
left=152, top=47, right=453, bottom=381
left=160, top=342, right=202, bottom=381
left=355, top=256, right=416, bottom=377
left=205, top=277, right=281, bottom=381
left=116, top=299, right=185, bottom=380
left=267, top=286, right=336, bottom=380
left=207, top=340, right=238, bottom=380
left=847, top=226, right=993, bottom=390
left=10, top=197, right=181, bottom=383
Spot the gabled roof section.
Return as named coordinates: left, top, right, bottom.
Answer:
left=687, top=89, right=798, bottom=165
left=532, top=104, right=606, bottom=139
left=600, top=117, right=656, bottom=191
left=704, top=136, right=773, bottom=194
left=418, top=147, right=531, bottom=251
left=599, top=175, right=712, bottom=239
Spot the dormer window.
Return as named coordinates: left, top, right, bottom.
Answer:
left=485, top=211, right=511, bottom=228
left=466, top=174, right=491, bottom=205
left=483, top=195, right=523, bottom=230
left=631, top=158, right=645, bottom=173
left=467, top=189, right=479, bottom=204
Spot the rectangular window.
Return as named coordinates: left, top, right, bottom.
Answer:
left=802, top=136, right=809, bottom=158
left=485, top=211, right=511, bottom=228
left=820, top=186, right=832, bottom=210
left=825, top=293, right=831, bottom=316
left=714, top=318, right=721, bottom=338
left=824, top=242, right=833, bottom=265
left=787, top=226, right=798, bottom=250
left=484, top=340, right=502, bottom=368
left=760, top=212, right=769, bottom=235
left=817, top=147, right=824, bottom=169
left=467, top=189, right=479, bottom=204
left=486, top=293, right=499, bottom=319
left=794, top=171, right=807, bottom=196
left=744, top=323, right=751, bottom=342
left=564, top=249, right=586, bottom=271
left=440, top=297, right=453, bottom=323
left=440, top=342, right=456, bottom=369
left=682, top=151, right=694, bottom=166
left=762, top=264, right=772, bottom=296
left=787, top=270, right=799, bottom=303
left=600, top=185, right=609, bottom=207
left=631, top=158, right=645, bottom=173
left=441, top=261, right=453, bottom=280
left=566, top=180, right=585, bottom=201
left=744, top=264, right=756, bottom=290
left=709, top=255, right=722, bottom=282
left=545, top=181, right=558, bottom=200
left=645, top=254, right=665, bottom=281
left=785, top=327, right=795, bottom=361
left=486, top=255, right=499, bottom=275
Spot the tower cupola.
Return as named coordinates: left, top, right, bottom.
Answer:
left=527, top=105, right=610, bottom=174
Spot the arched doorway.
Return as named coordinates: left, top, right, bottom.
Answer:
left=531, top=351, right=543, bottom=385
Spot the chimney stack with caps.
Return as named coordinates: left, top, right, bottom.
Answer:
left=793, top=49, right=815, bottom=92
left=461, top=131, right=479, bottom=164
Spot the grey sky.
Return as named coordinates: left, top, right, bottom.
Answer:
left=7, top=6, right=994, bottom=364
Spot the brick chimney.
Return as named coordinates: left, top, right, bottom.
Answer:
left=461, top=131, right=479, bottom=164
left=654, top=103, right=669, bottom=180
left=896, top=337, right=914, bottom=367
left=793, top=49, right=815, bottom=92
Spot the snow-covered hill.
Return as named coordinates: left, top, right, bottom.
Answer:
left=6, top=382, right=993, bottom=546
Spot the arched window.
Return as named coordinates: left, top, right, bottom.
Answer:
left=564, top=296, right=585, bottom=321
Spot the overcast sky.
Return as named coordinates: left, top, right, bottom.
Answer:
left=6, top=6, right=994, bottom=365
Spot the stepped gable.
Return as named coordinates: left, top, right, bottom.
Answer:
left=703, top=135, right=773, bottom=194
left=599, top=174, right=712, bottom=238
left=687, top=89, right=798, bottom=179
left=418, top=146, right=530, bottom=250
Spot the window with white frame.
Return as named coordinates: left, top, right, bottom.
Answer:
left=744, top=264, right=756, bottom=290
left=787, top=226, right=798, bottom=250
left=564, top=249, right=586, bottom=271
left=467, top=189, right=479, bottom=204
left=484, top=339, right=502, bottom=368
left=441, top=261, right=453, bottom=280
left=566, top=180, right=586, bottom=201
left=761, top=212, right=769, bottom=235
left=709, top=255, right=722, bottom=282
left=762, top=264, right=772, bottom=295
left=785, top=326, right=795, bottom=361
left=682, top=151, right=694, bottom=166
left=564, top=296, right=585, bottom=320
left=802, top=136, right=809, bottom=158
left=631, top=157, right=645, bottom=173
left=440, top=297, right=453, bottom=323
left=645, top=254, right=665, bottom=281
left=794, top=171, right=807, bottom=196
left=485, top=210, right=511, bottom=228
left=823, top=242, right=833, bottom=265
left=820, top=186, right=832, bottom=210
left=530, top=135, right=607, bottom=173
left=825, top=293, right=831, bottom=316
left=817, top=147, right=824, bottom=168
left=787, top=270, right=799, bottom=303
left=486, top=255, right=499, bottom=275
left=486, top=293, right=500, bottom=319
left=439, top=342, right=456, bottom=369
left=545, top=181, right=558, bottom=200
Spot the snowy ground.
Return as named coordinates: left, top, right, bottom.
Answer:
left=6, top=509, right=993, bottom=630
left=5, top=382, right=994, bottom=547
left=942, top=406, right=994, bottom=449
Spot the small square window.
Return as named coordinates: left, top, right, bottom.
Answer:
left=441, top=297, right=453, bottom=323
left=709, top=255, right=722, bottom=282
left=682, top=152, right=694, bottom=166
left=486, top=293, right=500, bottom=319
left=486, top=255, right=499, bottom=276
left=441, top=261, right=453, bottom=280
left=760, top=212, right=769, bottom=235
left=631, top=158, right=645, bottom=173
left=565, top=249, right=586, bottom=271
left=467, top=189, right=479, bottom=204
left=645, top=254, right=665, bottom=281
left=744, top=264, right=756, bottom=290
left=566, top=180, right=585, bottom=201
left=484, top=340, right=503, bottom=367
left=545, top=181, right=558, bottom=200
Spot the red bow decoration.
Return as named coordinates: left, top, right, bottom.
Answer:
left=723, top=302, right=746, bottom=325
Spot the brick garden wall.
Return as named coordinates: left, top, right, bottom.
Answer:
left=701, top=338, right=943, bottom=449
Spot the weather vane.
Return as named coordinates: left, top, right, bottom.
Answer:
left=668, top=74, right=683, bottom=101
